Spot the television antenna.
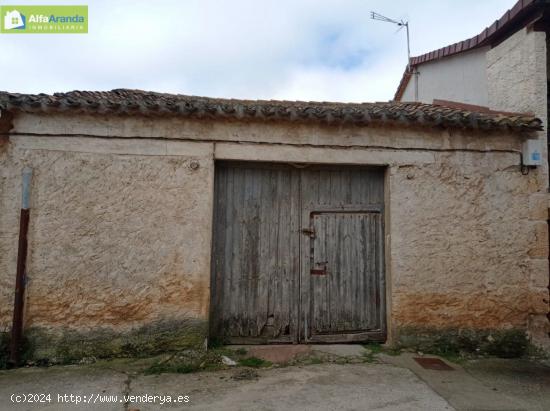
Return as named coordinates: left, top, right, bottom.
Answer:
left=370, top=12, right=412, bottom=73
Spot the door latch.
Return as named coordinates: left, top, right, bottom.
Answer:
left=310, top=261, right=328, bottom=275
left=301, top=228, right=316, bottom=238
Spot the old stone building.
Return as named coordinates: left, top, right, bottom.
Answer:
left=393, top=0, right=550, bottom=352
left=0, top=89, right=548, bottom=361
left=395, top=0, right=549, bottom=188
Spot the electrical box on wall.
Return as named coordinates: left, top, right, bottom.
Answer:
left=522, top=139, right=542, bottom=166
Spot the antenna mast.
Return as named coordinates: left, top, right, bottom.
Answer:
left=370, top=12, right=412, bottom=73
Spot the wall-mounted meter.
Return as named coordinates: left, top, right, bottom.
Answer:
left=522, top=139, right=542, bottom=166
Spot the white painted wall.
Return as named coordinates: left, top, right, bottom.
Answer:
left=401, top=47, right=489, bottom=106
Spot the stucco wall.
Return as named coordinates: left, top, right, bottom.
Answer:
left=401, top=48, right=489, bottom=105
left=488, top=27, right=548, bottom=188
left=0, top=135, right=214, bottom=357
left=487, top=28, right=550, bottom=349
left=488, top=28, right=547, bottom=118
left=1, top=113, right=548, bottom=355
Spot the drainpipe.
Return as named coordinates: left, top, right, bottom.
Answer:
left=547, top=216, right=550, bottom=337
left=9, top=167, right=32, bottom=367
left=414, top=70, right=419, bottom=102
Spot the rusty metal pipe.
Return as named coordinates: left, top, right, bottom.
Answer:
left=547, top=217, right=550, bottom=337
left=9, top=167, right=32, bottom=366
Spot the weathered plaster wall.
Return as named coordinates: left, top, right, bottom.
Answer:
left=487, top=27, right=548, bottom=185
left=1, top=136, right=214, bottom=357
left=401, top=48, right=489, bottom=105
left=488, top=28, right=547, bottom=119
left=1, top=112, right=548, bottom=355
left=487, top=27, right=549, bottom=348
left=390, top=153, right=548, bottom=338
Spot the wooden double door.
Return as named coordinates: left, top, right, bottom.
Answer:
left=210, top=162, right=386, bottom=343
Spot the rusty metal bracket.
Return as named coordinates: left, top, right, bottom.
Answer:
left=310, top=268, right=327, bottom=275
left=311, top=261, right=328, bottom=275
left=301, top=228, right=315, bottom=238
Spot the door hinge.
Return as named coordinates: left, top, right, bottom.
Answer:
left=301, top=228, right=316, bottom=238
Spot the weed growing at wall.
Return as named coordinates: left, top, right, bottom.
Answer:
left=23, top=319, right=207, bottom=365
left=396, top=327, right=531, bottom=359
left=0, top=331, right=8, bottom=369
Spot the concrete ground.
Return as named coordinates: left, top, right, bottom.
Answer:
left=0, top=345, right=548, bottom=411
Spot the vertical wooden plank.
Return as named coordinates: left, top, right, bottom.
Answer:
left=246, top=169, right=261, bottom=336
left=351, top=214, right=360, bottom=329
left=256, top=168, right=269, bottom=337
left=213, top=164, right=228, bottom=336
left=231, top=167, right=244, bottom=336
left=281, top=170, right=293, bottom=337
left=224, top=166, right=236, bottom=336
left=326, top=213, right=334, bottom=332
left=273, top=169, right=283, bottom=336
left=299, top=169, right=314, bottom=341
left=289, top=168, right=300, bottom=341
left=378, top=212, right=386, bottom=333
left=311, top=214, right=326, bottom=333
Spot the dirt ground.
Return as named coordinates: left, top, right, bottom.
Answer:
left=0, top=345, right=548, bottom=411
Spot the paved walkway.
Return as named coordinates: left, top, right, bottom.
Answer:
left=0, top=362, right=451, bottom=411
left=1, top=345, right=549, bottom=410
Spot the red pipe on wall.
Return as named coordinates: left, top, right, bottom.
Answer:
left=8, top=168, right=32, bottom=367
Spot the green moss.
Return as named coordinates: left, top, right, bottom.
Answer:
left=360, top=342, right=402, bottom=361
left=141, top=346, right=259, bottom=375
left=0, top=331, right=8, bottom=369
left=303, top=356, right=323, bottom=365
left=395, top=327, right=531, bottom=359
left=363, top=343, right=383, bottom=354
left=23, top=319, right=207, bottom=365
left=143, top=347, right=240, bottom=375
left=362, top=343, right=384, bottom=362
left=238, top=356, right=272, bottom=368
left=0, top=330, right=37, bottom=369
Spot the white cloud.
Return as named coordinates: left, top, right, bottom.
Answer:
left=0, top=0, right=518, bottom=102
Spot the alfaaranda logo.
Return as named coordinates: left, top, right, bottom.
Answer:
left=4, top=10, right=26, bottom=30
left=28, top=13, right=85, bottom=24
left=0, top=5, right=88, bottom=34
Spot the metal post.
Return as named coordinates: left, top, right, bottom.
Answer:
left=405, top=22, right=411, bottom=73
left=9, top=167, right=32, bottom=366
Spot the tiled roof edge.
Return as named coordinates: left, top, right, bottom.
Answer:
left=0, top=89, right=543, bottom=132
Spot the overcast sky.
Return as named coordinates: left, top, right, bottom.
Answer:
left=0, top=0, right=517, bottom=102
